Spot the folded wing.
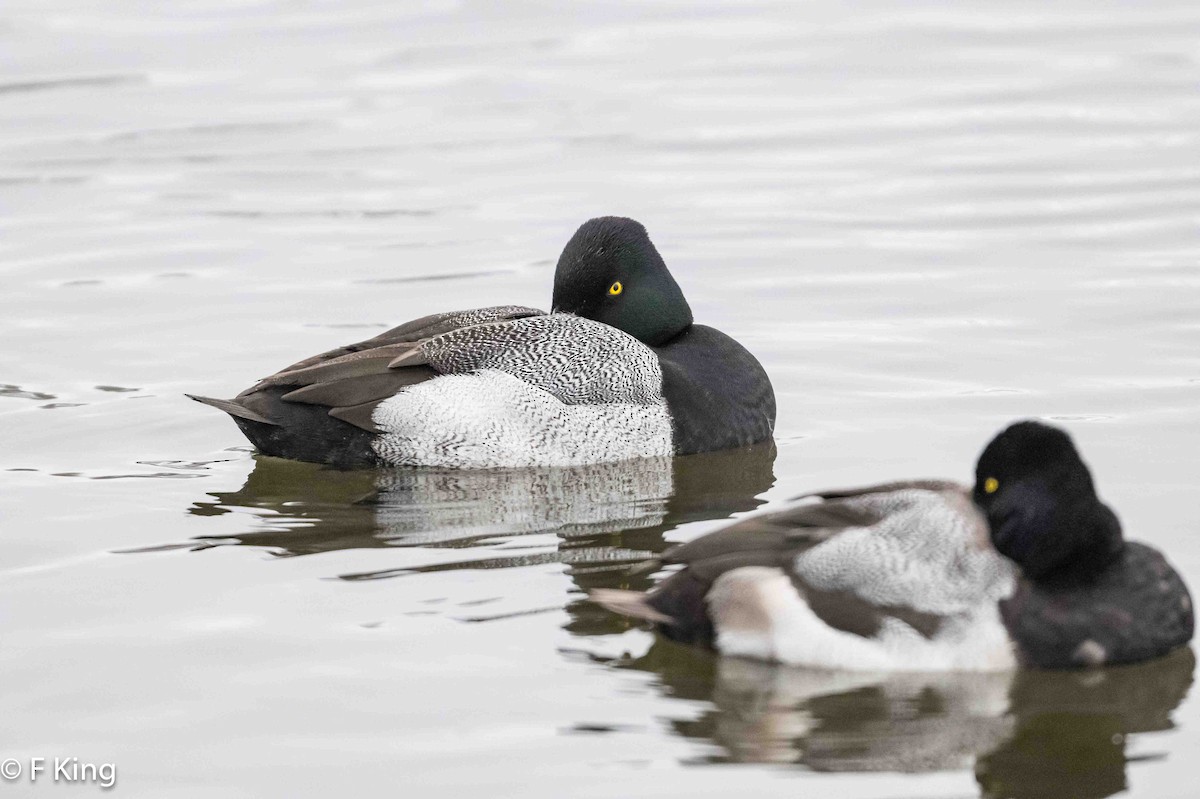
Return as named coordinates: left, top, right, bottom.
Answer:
left=194, top=305, right=545, bottom=432
left=595, top=483, right=1015, bottom=656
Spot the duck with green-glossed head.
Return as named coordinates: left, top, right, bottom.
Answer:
left=551, top=216, right=694, bottom=347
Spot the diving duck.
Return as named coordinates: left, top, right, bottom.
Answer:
left=594, top=421, right=1193, bottom=670
left=189, top=217, right=776, bottom=469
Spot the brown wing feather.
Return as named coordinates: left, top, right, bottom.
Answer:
left=209, top=306, right=546, bottom=434
left=328, top=401, right=387, bottom=434
left=275, top=305, right=544, bottom=373
left=251, top=343, right=423, bottom=391
left=662, top=495, right=888, bottom=566
left=797, top=479, right=963, bottom=501
left=280, top=368, right=437, bottom=407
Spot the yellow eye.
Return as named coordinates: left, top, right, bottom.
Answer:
left=984, top=477, right=999, bottom=494
left=608, top=281, right=623, bottom=296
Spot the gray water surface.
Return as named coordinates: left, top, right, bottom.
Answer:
left=2, top=1, right=1199, bottom=796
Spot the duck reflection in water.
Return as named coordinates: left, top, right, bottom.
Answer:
left=182, top=441, right=1191, bottom=799
left=186, top=442, right=776, bottom=577
left=599, top=640, right=1192, bottom=798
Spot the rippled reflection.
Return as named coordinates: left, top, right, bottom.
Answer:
left=184, top=443, right=776, bottom=575
left=602, top=640, right=1193, bottom=797
left=975, top=648, right=1195, bottom=799
left=174, top=436, right=1192, bottom=799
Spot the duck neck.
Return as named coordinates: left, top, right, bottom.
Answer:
left=1030, top=502, right=1126, bottom=586
left=632, top=268, right=693, bottom=346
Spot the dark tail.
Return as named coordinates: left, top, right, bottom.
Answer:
left=186, top=390, right=378, bottom=468
left=185, top=394, right=278, bottom=426
left=592, top=569, right=717, bottom=647
left=590, top=588, right=674, bottom=624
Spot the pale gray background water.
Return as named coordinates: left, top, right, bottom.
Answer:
left=2, top=1, right=1198, bottom=796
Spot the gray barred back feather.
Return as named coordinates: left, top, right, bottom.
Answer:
left=791, top=488, right=1016, bottom=617
left=370, top=313, right=672, bottom=467
left=420, top=313, right=663, bottom=406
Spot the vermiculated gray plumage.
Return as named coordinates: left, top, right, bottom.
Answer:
left=595, top=482, right=1019, bottom=671
left=369, top=314, right=673, bottom=467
